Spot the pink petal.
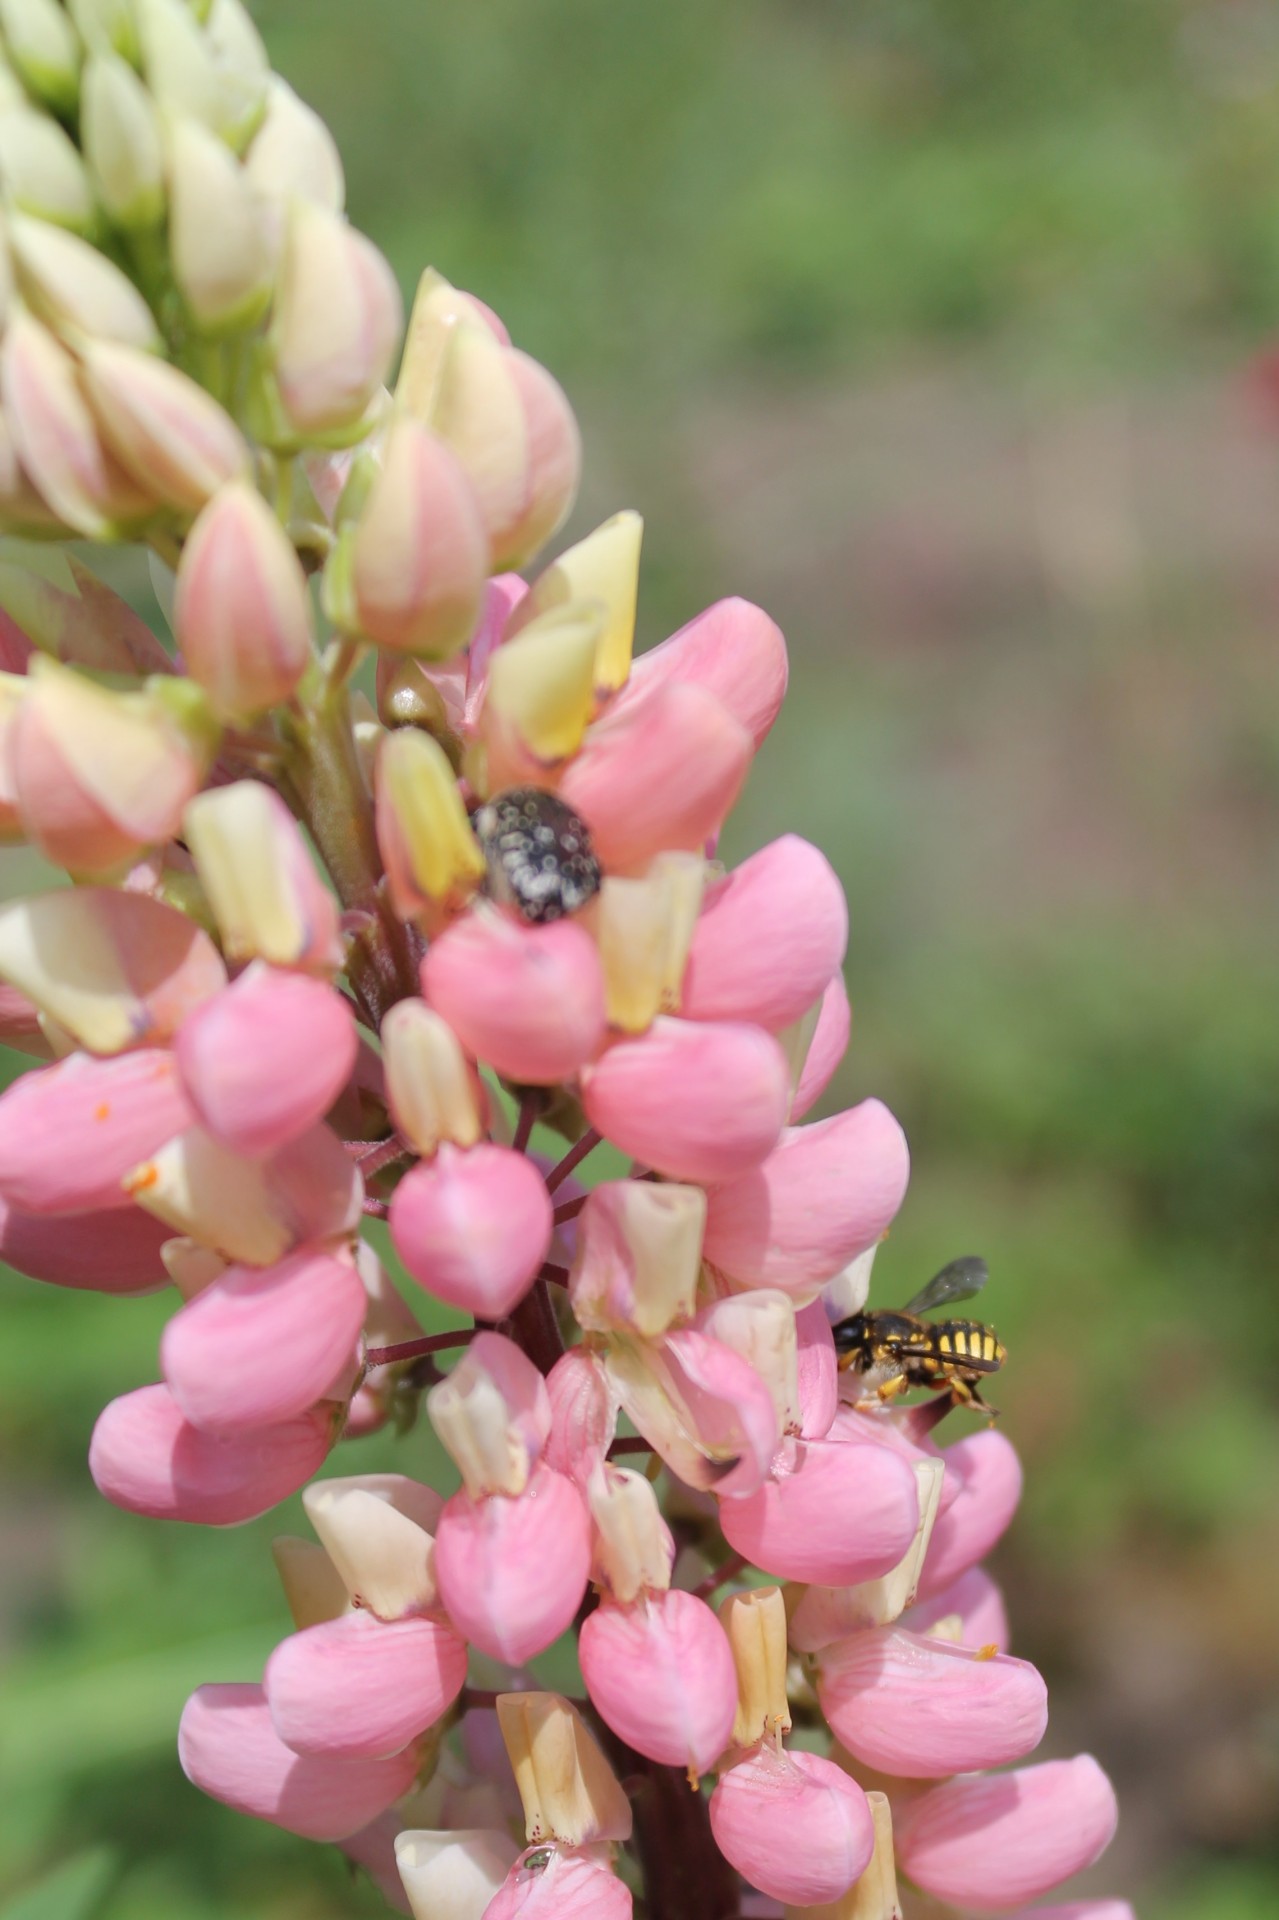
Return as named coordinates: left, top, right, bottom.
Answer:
left=433, top=1463, right=590, bottom=1664
left=464, top=572, right=529, bottom=725
left=561, top=680, right=752, bottom=874
left=916, top=1429, right=1024, bottom=1600
left=0, top=1194, right=170, bottom=1292
left=497, top=349, right=583, bottom=570
left=896, top=1755, right=1120, bottom=1913
left=680, top=837, right=847, bottom=1033
left=718, top=1435, right=919, bottom=1586
left=795, top=1300, right=838, bottom=1439
left=89, top=1383, right=332, bottom=1524
left=709, top=1746, right=874, bottom=1907
left=176, top=964, right=357, bottom=1156
left=904, top=1567, right=1011, bottom=1652
left=161, top=1247, right=367, bottom=1431
left=580, top=1589, right=737, bottom=1774
left=178, top=1682, right=418, bottom=1841
left=817, top=1626, right=1048, bottom=1777
left=421, top=910, right=606, bottom=1085
left=265, top=1609, right=467, bottom=1759
left=482, top=1845, right=633, bottom=1920
left=790, top=972, right=850, bottom=1120
left=623, top=597, right=788, bottom=749
left=581, top=1018, right=789, bottom=1185
left=389, top=1142, right=552, bottom=1319
left=645, top=1326, right=780, bottom=1497
left=544, top=1347, right=617, bottom=1491
left=0, top=1049, right=192, bottom=1213
left=702, top=1102, right=910, bottom=1294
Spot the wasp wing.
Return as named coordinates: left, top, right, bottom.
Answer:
left=904, top=1255, right=990, bottom=1317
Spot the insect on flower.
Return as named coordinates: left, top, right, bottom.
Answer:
left=832, top=1255, right=1007, bottom=1416
left=474, top=788, right=602, bottom=923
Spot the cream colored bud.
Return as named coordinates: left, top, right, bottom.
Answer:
left=375, top=727, right=486, bottom=926
left=591, top=850, right=705, bottom=1034
left=588, top=1464, right=674, bottom=1602
left=9, top=215, right=162, bottom=352
left=302, top=1474, right=443, bottom=1621
left=81, top=54, right=165, bottom=228
left=0, top=0, right=81, bottom=116
left=137, top=0, right=265, bottom=150
left=396, top=1829, right=520, bottom=1920
left=512, top=512, right=643, bottom=695
left=183, top=780, right=344, bottom=974
left=784, top=1793, right=902, bottom=1920
left=570, top=1179, right=706, bottom=1339
left=496, top=1692, right=633, bottom=1847
left=427, top=1355, right=531, bottom=1500
left=83, top=340, right=252, bottom=512
left=0, top=109, right=94, bottom=232
left=427, top=317, right=529, bottom=541
left=166, top=114, right=272, bottom=331
left=700, top=1291, right=799, bottom=1436
left=788, top=1460, right=945, bottom=1651
left=271, top=1535, right=351, bottom=1631
left=269, top=199, right=401, bottom=435
left=720, top=1585, right=792, bottom=1749
left=68, top=0, right=141, bottom=62
left=161, top=1236, right=228, bottom=1299
left=396, top=267, right=503, bottom=418
left=479, top=600, right=601, bottom=782
left=382, top=999, right=483, bottom=1158
left=244, top=75, right=343, bottom=216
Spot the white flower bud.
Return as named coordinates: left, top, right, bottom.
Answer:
left=165, top=115, right=272, bottom=331
left=0, top=0, right=82, bottom=117
left=0, top=109, right=94, bottom=232
left=81, top=54, right=166, bottom=229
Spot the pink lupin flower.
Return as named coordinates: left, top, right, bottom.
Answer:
left=620, top=597, right=789, bottom=749
left=160, top=1246, right=367, bottom=1431
left=178, top=1682, right=420, bottom=1841
left=816, top=1625, right=1048, bottom=1777
left=175, top=964, right=358, bottom=1157
left=914, top=1428, right=1024, bottom=1600
left=581, top=1017, right=790, bottom=1184
left=560, top=681, right=752, bottom=874
left=421, top=907, right=606, bottom=1085
left=702, top=1101, right=911, bottom=1297
left=389, top=1142, right=553, bottom=1320
left=717, top=1431, right=921, bottom=1586
left=709, top=1744, right=875, bottom=1908
left=264, top=1607, right=467, bottom=1760
left=605, top=1323, right=779, bottom=1497
left=544, top=1347, right=618, bottom=1491
left=89, top=1383, right=334, bottom=1524
left=789, top=970, right=851, bottom=1120
left=429, top=1335, right=592, bottom=1662
left=904, top=1566, right=1011, bottom=1652
left=0, top=1049, right=193, bottom=1214
left=578, top=1465, right=737, bottom=1774
left=680, top=836, right=848, bottom=1033
left=568, top=1178, right=706, bottom=1338
left=482, top=1844, right=633, bottom=1919
left=0, top=1193, right=171, bottom=1293
left=894, top=1754, right=1120, bottom=1912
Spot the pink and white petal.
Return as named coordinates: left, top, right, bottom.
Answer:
left=904, top=1567, right=1011, bottom=1652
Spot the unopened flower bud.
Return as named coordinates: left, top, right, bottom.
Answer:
left=421, top=905, right=606, bottom=1085
left=334, top=417, right=488, bottom=658
left=396, top=1829, right=521, bottom=1920
left=375, top=727, right=486, bottom=925
left=592, top=851, right=705, bottom=1033
left=245, top=76, right=344, bottom=214
left=9, top=214, right=161, bottom=352
left=271, top=1534, right=351, bottom=1631
left=137, top=0, right=266, bottom=151
left=569, top=1179, right=706, bottom=1338
left=720, top=1584, right=791, bottom=1749
left=390, top=1142, right=552, bottom=1320
left=396, top=266, right=510, bottom=418
left=68, top=0, right=140, bottom=60
left=0, top=0, right=81, bottom=117
left=302, top=1473, right=443, bottom=1620
left=497, top=350, right=581, bottom=570
left=270, top=200, right=401, bottom=435
left=81, top=53, right=165, bottom=228
left=510, top=512, right=643, bottom=696
left=424, top=317, right=528, bottom=547
left=0, top=108, right=94, bottom=231
left=0, top=886, right=224, bottom=1054
left=83, top=341, right=251, bottom=513
left=496, top=1693, right=632, bottom=1847
left=475, top=601, right=601, bottom=791
left=1, top=309, right=157, bottom=536
left=166, top=115, right=272, bottom=331
left=184, top=781, right=344, bottom=973
left=381, top=1000, right=483, bottom=1156
left=175, top=483, right=313, bottom=718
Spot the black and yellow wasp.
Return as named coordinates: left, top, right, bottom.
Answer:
left=832, top=1256, right=1007, bottom=1415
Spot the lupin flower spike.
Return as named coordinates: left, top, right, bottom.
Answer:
left=0, top=21, right=1127, bottom=1920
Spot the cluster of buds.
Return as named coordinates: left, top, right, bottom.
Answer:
left=0, top=9, right=1132, bottom=1918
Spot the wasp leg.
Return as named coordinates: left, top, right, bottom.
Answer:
left=875, top=1373, right=911, bottom=1404
left=961, top=1378, right=1000, bottom=1425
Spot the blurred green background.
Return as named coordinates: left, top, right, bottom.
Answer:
left=4, top=1, right=1279, bottom=1915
